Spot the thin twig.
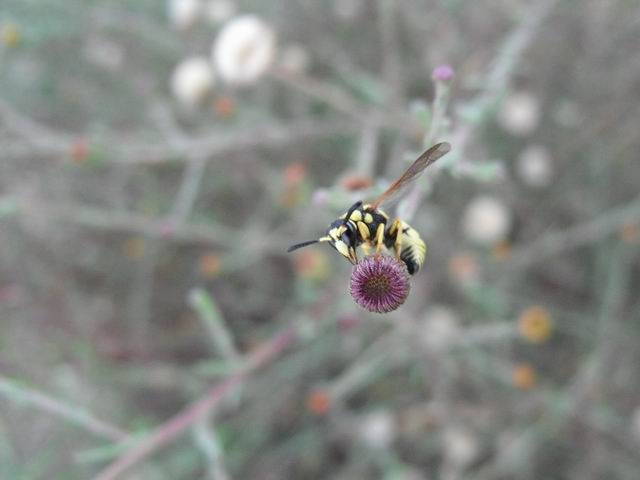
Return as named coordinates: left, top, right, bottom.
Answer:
left=23, top=202, right=239, bottom=247
left=377, top=0, right=405, bottom=110
left=192, top=417, right=230, bottom=480
left=188, top=288, right=241, bottom=365
left=270, top=68, right=421, bottom=137
left=354, top=120, right=381, bottom=176
left=0, top=376, right=129, bottom=443
left=94, top=325, right=299, bottom=480
left=396, top=73, right=452, bottom=222
left=2, top=116, right=354, bottom=164
left=505, top=193, right=640, bottom=271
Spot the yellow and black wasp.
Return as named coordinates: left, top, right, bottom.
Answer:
left=287, top=142, right=451, bottom=275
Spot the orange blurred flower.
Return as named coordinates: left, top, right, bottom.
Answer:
left=512, top=363, right=537, bottom=390
left=70, top=138, right=90, bottom=165
left=492, top=240, right=512, bottom=261
left=212, top=95, right=236, bottom=119
left=122, top=237, right=146, bottom=258
left=448, top=251, right=480, bottom=286
left=306, top=389, right=331, bottom=416
left=294, top=249, right=329, bottom=281
left=620, top=224, right=639, bottom=244
left=199, top=252, right=222, bottom=278
left=340, top=173, right=373, bottom=192
left=1, top=23, right=21, bottom=48
left=518, top=306, right=552, bottom=343
left=283, top=162, right=307, bottom=186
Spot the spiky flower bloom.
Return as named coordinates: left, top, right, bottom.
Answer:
left=350, top=255, right=411, bottom=313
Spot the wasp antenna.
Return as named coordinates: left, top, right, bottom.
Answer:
left=286, top=239, right=319, bottom=253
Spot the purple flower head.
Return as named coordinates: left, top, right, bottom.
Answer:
left=432, top=64, right=455, bottom=83
left=350, top=255, right=411, bottom=313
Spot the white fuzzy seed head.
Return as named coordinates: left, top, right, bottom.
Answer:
left=212, top=15, right=276, bottom=86
left=279, top=44, right=311, bottom=74
left=462, top=195, right=511, bottom=245
left=420, top=305, right=461, bottom=351
left=168, top=0, right=202, bottom=31
left=443, top=426, right=479, bottom=468
left=206, top=0, right=236, bottom=24
left=516, top=145, right=553, bottom=188
left=497, top=91, right=540, bottom=136
left=358, top=410, right=396, bottom=450
left=83, top=37, right=124, bottom=72
left=171, top=56, right=215, bottom=106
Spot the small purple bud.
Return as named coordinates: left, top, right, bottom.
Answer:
left=350, top=255, right=411, bottom=313
left=159, top=222, right=175, bottom=239
left=432, top=64, right=455, bottom=82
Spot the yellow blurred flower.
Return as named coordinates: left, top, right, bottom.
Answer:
left=198, top=252, right=222, bottom=278
left=518, top=305, right=552, bottom=343
left=1, top=23, right=22, bottom=48
left=512, top=363, right=537, bottom=390
left=122, top=237, right=146, bottom=258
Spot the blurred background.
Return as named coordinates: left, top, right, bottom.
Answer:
left=1, top=0, right=640, bottom=479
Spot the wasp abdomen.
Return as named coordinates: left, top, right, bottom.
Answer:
left=400, top=248, right=420, bottom=275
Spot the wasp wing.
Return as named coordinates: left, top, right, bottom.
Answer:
left=370, top=142, right=451, bottom=210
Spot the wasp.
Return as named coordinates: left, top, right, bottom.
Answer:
left=287, top=142, right=451, bottom=275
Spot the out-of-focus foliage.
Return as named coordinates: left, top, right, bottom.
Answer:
left=1, top=0, right=640, bottom=479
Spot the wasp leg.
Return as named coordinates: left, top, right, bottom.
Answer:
left=388, top=219, right=404, bottom=258
left=375, top=223, right=385, bottom=254
left=361, top=242, right=372, bottom=256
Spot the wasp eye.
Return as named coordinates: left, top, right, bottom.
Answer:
left=342, top=223, right=357, bottom=246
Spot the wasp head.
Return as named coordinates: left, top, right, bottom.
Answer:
left=286, top=218, right=359, bottom=265
left=324, top=218, right=358, bottom=265
left=287, top=201, right=363, bottom=265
